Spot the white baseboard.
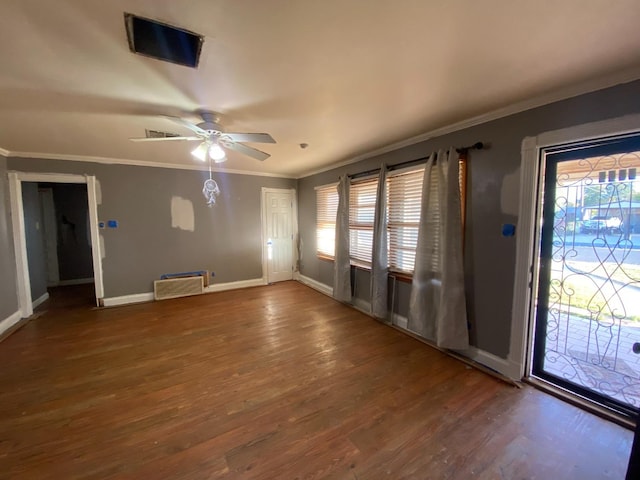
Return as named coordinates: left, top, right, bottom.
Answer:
left=459, top=346, right=522, bottom=380
left=390, top=314, right=519, bottom=380
left=352, top=297, right=370, bottom=315
left=392, top=313, right=408, bottom=330
left=294, top=273, right=333, bottom=297
left=32, top=292, right=49, bottom=309
left=52, top=278, right=94, bottom=287
left=0, top=310, right=22, bottom=337
left=102, top=278, right=268, bottom=307
left=204, top=277, right=266, bottom=293
left=102, top=292, right=154, bottom=307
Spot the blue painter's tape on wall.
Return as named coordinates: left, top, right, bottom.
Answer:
left=107, top=220, right=118, bottom=228
left=502, top=223, right=516, bottom=237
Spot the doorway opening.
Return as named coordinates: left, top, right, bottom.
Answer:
left=28, top=182, right=97, bottom=311
left=8, top=173, right=103, bottom=319
left=531, top=133, right=640, bottom=418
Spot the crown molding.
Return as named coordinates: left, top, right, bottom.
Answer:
left=7, top=151, right=295, bottom=179
left=0, top=146, right=10, bottom=157
left=297, top=66, right=640, bottom=179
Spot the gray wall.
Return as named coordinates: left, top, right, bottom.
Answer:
left=0, top=156, right=18, bottom=320
left=21, top=183, right=47, bottom=302
left=297, top=79, right=640, bottom=359
left=50, top=184, right=93, bottom=281
left=5, top=159, right=295, bottom=297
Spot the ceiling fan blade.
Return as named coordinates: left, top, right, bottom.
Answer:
left=129, top=136, right=201, bottom=142
left=163, top=115, right=209, bottom=136
left=224, top=141, right=271, bottom=161
left=222, top=132, right=276, bottom=144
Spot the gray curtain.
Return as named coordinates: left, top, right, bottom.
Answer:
left=370, top=166, right=388, bottom=319
left=333, top=175, right=351, bottom=302
left=408, top=150, right=468, bottom=350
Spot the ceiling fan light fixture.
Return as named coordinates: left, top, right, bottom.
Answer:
left=209, top=143, right=226, bottom=162
left=190, top=142, right=208, bottom=162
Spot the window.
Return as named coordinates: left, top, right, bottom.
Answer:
left=316, top=183, right=338, bottom=258
left=387, top=156, right=467, bottom=275
left=387, top=168, right=423, bottom=273
left=349, top=177, right=378, bottom=267
left=315, top=155, right=467, bottom=272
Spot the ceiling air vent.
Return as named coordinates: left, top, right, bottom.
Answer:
left=124, top=13, right=204, bottom=68
left=145, top=129, right=181, bottom=139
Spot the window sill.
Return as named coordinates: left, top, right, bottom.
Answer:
left=317, top=254, right=335, bottom=262
left=389, top=271, right=413, bottom=283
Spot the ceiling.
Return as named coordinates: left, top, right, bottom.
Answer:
left=1, top=0, right=640, bottom=178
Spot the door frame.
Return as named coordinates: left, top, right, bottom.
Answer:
left=260, top=187, right=298, bottom=284
left=8, top=172, right=104, bottom=317
left=511, top=113, right=640, bottom=383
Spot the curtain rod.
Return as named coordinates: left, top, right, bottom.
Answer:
left=348, top=142, right=484, bottom=180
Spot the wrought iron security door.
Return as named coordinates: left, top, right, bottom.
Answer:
left=533, top=134, right=640, bottom=417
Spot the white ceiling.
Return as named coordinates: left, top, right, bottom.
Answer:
left=1, top=0, right=640, bottom=178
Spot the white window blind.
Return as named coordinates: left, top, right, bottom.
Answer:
left=349, top=177, right=378, bottom=267
left=421, top=164, right=445, bottom=273
left=387, top=168, right=424, bottom=273
left=316, top=184, right=338, bottom=258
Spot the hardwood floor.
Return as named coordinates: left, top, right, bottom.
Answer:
left=0, top=281, right=632, bottom=479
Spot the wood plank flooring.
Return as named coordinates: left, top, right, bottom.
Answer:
left=0, top=281, right=633, bottom=479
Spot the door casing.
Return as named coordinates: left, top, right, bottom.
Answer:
left=513, top=114, right=640, bottom=383
left=8, top=172, right=104, bottom=317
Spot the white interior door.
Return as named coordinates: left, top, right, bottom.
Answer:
left=263, top=189, right=294, bottom=283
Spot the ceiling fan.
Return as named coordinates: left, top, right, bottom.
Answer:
left=129, top=111, right=276, bottom=163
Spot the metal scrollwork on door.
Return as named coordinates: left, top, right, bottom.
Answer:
left=536, top=147, right=640, bottom=412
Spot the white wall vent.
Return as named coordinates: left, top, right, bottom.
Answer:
left=154, top=276, right=204, bottom=300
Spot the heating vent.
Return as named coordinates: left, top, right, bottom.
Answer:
left=154, top=276, right=204, bottom=301
left=146, top=129, right=181, bottom=139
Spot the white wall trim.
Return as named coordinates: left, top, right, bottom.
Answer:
left=204, top=278, right=267, bottom=293
left=298, top=68, right=640, bottom=179
left=0, top=147, right=10, bottom=157
left=8, top=172, right=32, bottom=318
left=86, top=175, right=104, bottom=303
left=291, top=188, right=300, bottom=273
left=53, top=278, right=95, bottom=287
left=102, top=292, right=154, bottom=307
left=8, top=152, right=294, bottom=179
left=511, top=113, right=640, bottom=381
left=32, top=292, right=49, bottom=309
left=8, top=172, right=105, bottom=312
left=294, top=273, right=333, bottom=297
left=0, top=311, right=22, bottom=337
left=391, top=313, right=408, bottom=330
left=461, top=346, right=523, bottom=380
left=15, top=171, right=87, bottom=183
